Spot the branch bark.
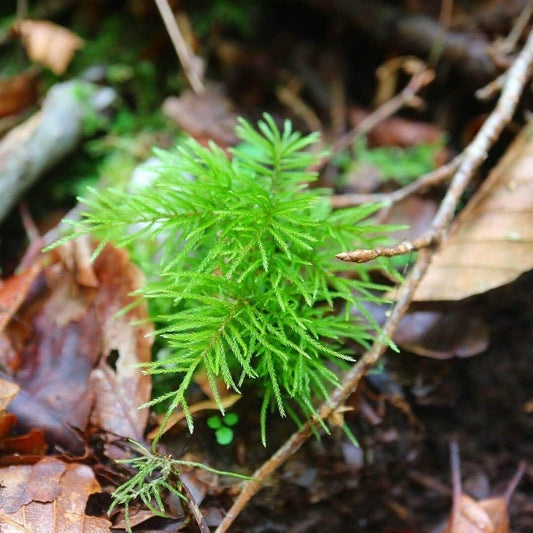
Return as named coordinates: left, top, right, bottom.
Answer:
left=215, top=28, right=533, bottom=533
left=0, top=81, right=116, bottom=223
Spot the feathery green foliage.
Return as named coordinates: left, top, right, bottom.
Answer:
left=53, top=114, right=398, bottom=445
left=109, top=440, right=251, bottom=531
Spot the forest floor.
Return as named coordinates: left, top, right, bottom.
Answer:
left=1, top=1, right=533, bottom=532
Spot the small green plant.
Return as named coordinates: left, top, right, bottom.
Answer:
left=339, top=137, right=443, bottom=186
left=109, top=440, right=251, bottom=531
left=53, top=114, right=397, bottom=445
left=207, top=413, right=239, bottom=445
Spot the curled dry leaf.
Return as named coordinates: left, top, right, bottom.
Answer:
left=393, top=309, right=489, bottom=359
left=445, top=494, right=507, bottom=533
left=0, top=457, right=111, bottom=531
left=14, top=20, right=84, bottom=75
left=414, top=121, right=533, bottom=301
left=356, top=301, right=489, bottom=359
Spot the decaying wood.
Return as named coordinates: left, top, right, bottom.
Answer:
left=214, top=28, right=533, bottom=533
left=0, top=80, right=116, bottom=223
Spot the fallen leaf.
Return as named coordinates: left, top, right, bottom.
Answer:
left=163, top=86, right=238, bottom=148
left=445, top=493, right=498, bottom=533
left=0, top=262, right=42, bottom=331
left=356, top=301, right=489, bottom=359
left=0, top=379, right=19, bottom=412
left=3, top=372, right=87, bottom=457
left=349, top=105, right=445, bottom=148
left=88, top=245, right=153, bottom=441
left=393, top=309, right=489, bottom=359
left=0, top=68, right=40, bottom=119
left=14, top=20, right=83, bottom=75
left=0, top=457, right=111, bottom=531
left=1, top=240, right=152, bottom=454
left=0, top=378, right=47, bottom=462
left=414, top=121, right=533, bottom=301
left=444, top=443, right=524, bottom=533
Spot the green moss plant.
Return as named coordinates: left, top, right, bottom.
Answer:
left=52, top=114, right=397, bottom=446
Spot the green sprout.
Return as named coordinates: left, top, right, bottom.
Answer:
left=207, top=413, right=239, bottom=445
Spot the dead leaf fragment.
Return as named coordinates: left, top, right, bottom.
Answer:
left=349, top=105, right=444, bottom=148
left=0, top=458, right=111, bottom=531
left=445, top=493, right=498, bottom=533
left=163, top=87, right=238, bottom=147
left=444, top=443, right=523, bottom=533
left=414, top=121, right=533, bottom=301
left=356, top=301, right=489, bottom=359
left=0, top=262, right=42, bottom=332
left=0, top=68, right=40, bottom=119
left=14, top=20, right=84, bottom=75
left=89, top=245, right=153, bottom=441
left=393, top=310, right=489, bottom=359
left=0, top=378, right=48, bottom=461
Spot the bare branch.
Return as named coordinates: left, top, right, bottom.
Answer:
left=154, top=0, right=205, bottom=94
left=330, top=155, right=460, bottom=208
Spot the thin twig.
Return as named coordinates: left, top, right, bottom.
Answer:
left=180, top=478, right=210, bottom=533
left=475, top=70, right=508, bottom=101
left=499, top=3, right=532, bottom=57
left=477, top=4, right=533, bottom=101
left=503, top=461, right=526, bottom=503
left=330, top=154, right=460, bottom=208
left=154, top=0, right=205, bottom=94
left=214, top=29, right=533, bottom=533
left=316, top=66, right=434, bottom=172
left=449, top=440, right=462, bottom=531
left=336, top=236, right=429, bottom=262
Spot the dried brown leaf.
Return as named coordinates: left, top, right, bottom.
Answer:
left=414, top=121, right=533, bottom=301
left=0, top=262, right=42, bottom=332
left=163, top=87, right=238, bottom=148
left=88, top=245, right=152, bottom=441
left=349, top=105, right=444, bottom=148
left=0, top=378, right=47, bottom=461
left=393, top=309, right=489, bottom=359
left=0, top=68, right=40, bottom=119
left=1, top=240, right=152, bottom=454
left=14, top=20, right=83, bottom=75
left=445, top=493, right=497, bottom=533
left=0, top=457, right=111, bottom=531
